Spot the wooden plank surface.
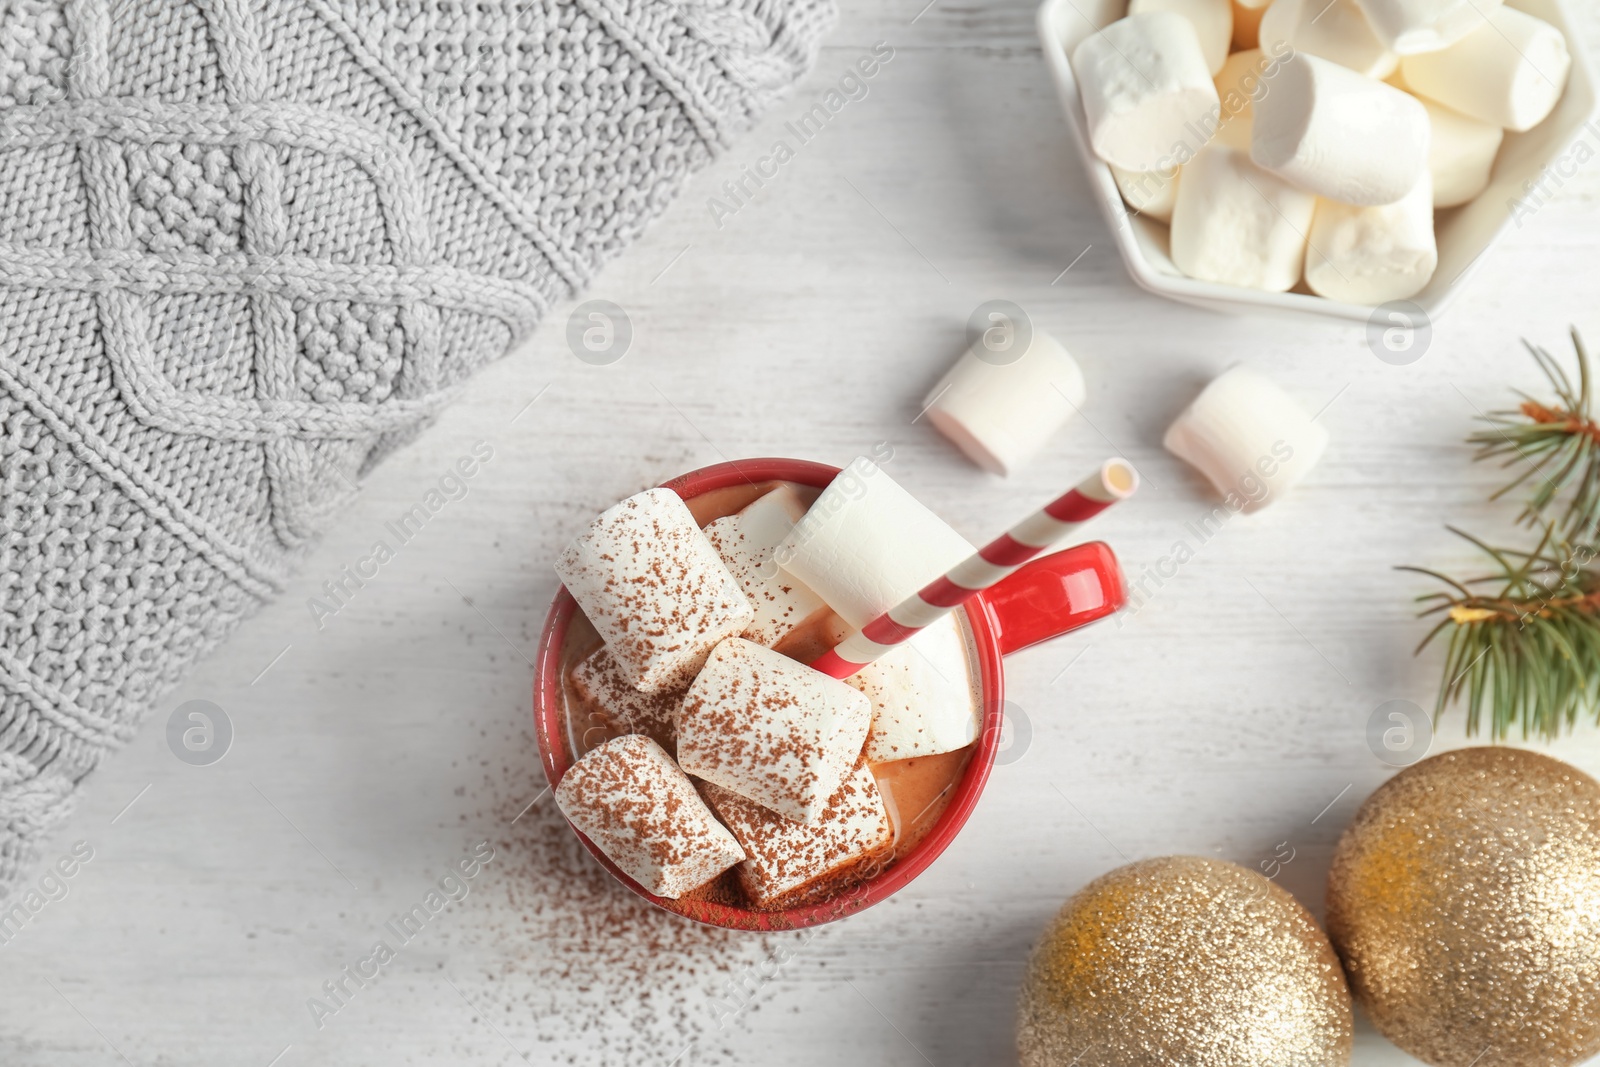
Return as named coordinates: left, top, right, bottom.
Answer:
left=6, top=1, right=1600, bottom=1063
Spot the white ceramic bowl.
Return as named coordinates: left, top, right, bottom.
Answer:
left=1038, top=0, right=1599, bottom=321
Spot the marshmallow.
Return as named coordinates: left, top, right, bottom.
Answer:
left=555, top=488, right=753, bottom=694
left=776, top=457, right=973, bottom=629
left=1306, top=171, right=1437, bottom=304
left=704, top=487, right=827, bottom=647
left=1401, top=7, right=1571, bottom=133
left=676, top=638, right=872, bottom=824
left=1049, top=0, right=1132, bottom=51
left=1252, top=53, right=1430, bottom=206
left=1258, top=0, right=1397, bottom=79
left=1128, top=0, right=1234, bottom=74
left=1163, top=365, right=1329, bottom=511
left=702, top=767, right=893, bottom=909
left=1355, top=0, right=1504, bottom=55
left=1213, top=48, right=1269, bottom=150
left=847, top=615, right=980, bottom=764
left=554, top=734, right=745, bottom=898
left=1420, top=97, right=1503, bottom=208
left=1113, top=164, right=1182, bottom=223
left=569, top=648, right=683, bottom=753
left=1169, top=144, right=1317, bottom=291
left=922, top=328, right=1088, bottom=477
left=1072, top=13, right=1223, bottom=172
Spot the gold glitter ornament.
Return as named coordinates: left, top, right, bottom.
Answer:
left=1016, top=856, right=1352, bottom=1066
left=1327, top=747, right=1600, bottom=1067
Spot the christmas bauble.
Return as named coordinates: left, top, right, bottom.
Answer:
left=1016, top=856, right=1352, bottom=1066
left=1327, top=747, right=1600, bottom=1067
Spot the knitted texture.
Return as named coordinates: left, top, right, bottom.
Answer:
left=0, top=0, right=833, bottom=889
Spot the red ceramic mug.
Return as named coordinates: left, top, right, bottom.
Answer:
left=533, top=458, right=1127, bottom=930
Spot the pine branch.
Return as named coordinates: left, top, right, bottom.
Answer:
left=1402, top=525, right=1600, bottom=740
left=1469, top=330, right=1600, bottom=541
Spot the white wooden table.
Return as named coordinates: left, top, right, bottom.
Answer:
left=8, top=2, right=1600, bottom=1063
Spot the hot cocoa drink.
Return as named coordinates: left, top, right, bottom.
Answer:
left=554, top=477, right=983, bottom=912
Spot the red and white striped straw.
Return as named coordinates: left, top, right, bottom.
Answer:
left=810, top=459, right=1139, bottom=680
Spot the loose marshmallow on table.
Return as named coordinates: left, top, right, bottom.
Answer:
left=1113, top=164, right=1181, bottom=223
left=1258, top=0, right=1396, bottom=79
left=1253, top=52, right=1429, bottom=206
left=569, top=648, right=683, bottom=753
left=1072, top=13, right=1222, bottom=172
left=1169, top=144, right=1317, bottom=291
left=1401, top=7, right=1571, bottom=133
left=921, top=327, right=1088, bottom=477
left=555, top=488, right=753, bottom=694
left=1420, top=97, right=1503, bottom=208
left=1128, top=0, right=1234, bottom=74
left=1355, top=0, right=1504, bottom=55
left=777, top=457, right=973, bottom=629
left=702, top=767, right=893, bottom=909
left=848, top=615, right=980, bottom=764
left=677, top=638, right=872, bottom=824
left=1306, top=171, right=1438, bottom=304
left=1164, top=365, right=1329, bottom=512
left=555, top=734, right=745, bottom=899
left=703, top=486, right=826, bottom=647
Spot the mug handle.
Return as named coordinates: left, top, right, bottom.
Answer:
left=976, top=542, right=1127, bottom=656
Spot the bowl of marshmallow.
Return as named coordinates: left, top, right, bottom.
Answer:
left=1039, top=0, right=1597, bottom=320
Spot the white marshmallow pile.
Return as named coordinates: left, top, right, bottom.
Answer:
left=1259, top=0, right=1395, bottom=79
left=921, top=326, right=1088, bottom=477
left=554, top=735, right=746, bottom=898
left=777, top=457, right=974, bottom=628
left=555, top=488, right=752, bottom=693
left=554, top=475, right=984, bottom=906
left=1163, top=364, right=1329, bottom=510
left=704, top=485, right=827, bottom=646
left=1074, top=12, right=1222, bottom=173
left=1069, top=0, right=1573, bottom=303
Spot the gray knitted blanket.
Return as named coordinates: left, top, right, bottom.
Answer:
left=0, top=0, right=831, bottom=890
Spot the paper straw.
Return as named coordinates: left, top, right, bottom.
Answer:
left=810, top=459, right=1138, bottom=679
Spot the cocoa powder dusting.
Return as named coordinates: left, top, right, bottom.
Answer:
left=459, top=753, right=806, bottom=1065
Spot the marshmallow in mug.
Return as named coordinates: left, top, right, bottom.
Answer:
left=704, top=486, right=827, bottom=647
left=554, top=735, right=746, bottom=898
left=702, top=767, right=893, bottom=909
left=1164, top=365, right=1328, bottom=512
left=847, top=615, right=982, bottom=763
left=568, top=648, right=684, bottom=753
left=677, top=639, right=872, bottom=824
left=921, top=325, right=1089, bottom=477
left=1306, top=171, right=1438, bottom=305
left=555, top=488, right=753, bottom=694
left=1128, top=0, right=1234, bottom=75
left=1252, top=52, right=1430, bottom=206
left=1072, top=12, right=1223, bottom=173
left=1401, top=6, right=1572, bottom=133
left=1354, top=0, right=1504, bottom=55
left=1258, top=0, right=1397, bottom=80
left=776, top=457, right=974, bottom=629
